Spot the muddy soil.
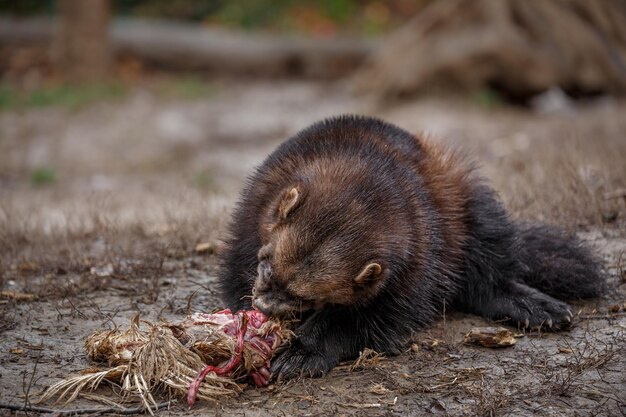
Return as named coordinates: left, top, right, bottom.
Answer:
left=1, top=80, right=625, bottom=416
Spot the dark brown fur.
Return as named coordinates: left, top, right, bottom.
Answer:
left=218, top=115, right=605, bottom=379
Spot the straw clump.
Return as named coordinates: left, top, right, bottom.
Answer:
left=39, top=309, right=290, bottom=413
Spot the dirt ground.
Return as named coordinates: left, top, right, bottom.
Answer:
left=1, top=79, right=625, bottom=416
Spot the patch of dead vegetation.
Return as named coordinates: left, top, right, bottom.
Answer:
left=0, top=195, right=228, bottom=302
left=492, top=127, right=626, bottom=232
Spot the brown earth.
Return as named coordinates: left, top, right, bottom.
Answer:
left=0, top=79, right=625, bottom=416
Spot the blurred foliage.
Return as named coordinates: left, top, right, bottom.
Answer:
left=31, top=167, right=57, bottom=186
left=0, top=82, right=127, bottom=111
left=0, top=0, right=429, bottom=35
left=0, top=77, right=223, bottom=111
left=0, top=0, right=55, bottom=16
left=471, top=88, right=503, bottom=110
left=117, top=0, right=223, bottom=22
left=193, top=169, right=216, bottom=190
left=154, top=76, right=219, bottom=100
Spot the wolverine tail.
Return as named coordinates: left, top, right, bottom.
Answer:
left=516, top=224, right=606, bottom=300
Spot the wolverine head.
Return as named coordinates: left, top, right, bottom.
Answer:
left=252, top=174, right=394, bottom=317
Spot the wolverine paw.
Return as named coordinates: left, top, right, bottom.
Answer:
left=270, top=340, right=334, bottom=381
left=512, top=295, right=572, bottom=330
left=500, top=282, right=573, bottom=330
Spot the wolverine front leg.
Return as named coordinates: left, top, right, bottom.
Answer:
left=270, top=338, right=335, bottom=380
left=270, top=307, right=371, bottom=380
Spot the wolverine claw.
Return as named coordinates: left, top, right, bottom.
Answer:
left=491, top=282, right=575, bottom=331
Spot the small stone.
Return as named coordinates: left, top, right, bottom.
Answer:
left=297, top=400, right=310, bottom=409
left=194, top=242, right=214, bottom=254
left=90, top=263, right=114, bottom=277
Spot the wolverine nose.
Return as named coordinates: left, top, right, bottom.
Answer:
left=253, top=296, right=273, bottom=316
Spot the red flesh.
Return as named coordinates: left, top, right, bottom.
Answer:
left=186, top=308, right=281, bottom=407
left=187, top=313, right=248, bottom=407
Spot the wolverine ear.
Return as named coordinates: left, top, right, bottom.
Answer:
left=277, top=186, right=301, bottom=219
left=354, top=262, right=383, bottom=285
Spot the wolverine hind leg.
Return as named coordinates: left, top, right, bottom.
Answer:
left=470, top=280, right=574, bottom=330
left=454, top=183, right=591, bottom=330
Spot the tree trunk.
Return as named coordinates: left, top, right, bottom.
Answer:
left=54, top=0, right=111, bottom=83
left=353, top=0, right=626, bottom=100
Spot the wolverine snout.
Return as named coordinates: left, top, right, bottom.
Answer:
left=252, top=292, right=295, bottom=317
left=251, top=294, right=274, bottom=315
left=255, top=260, right=272, bottom=294
left=252, top=260, right=281, bottom=315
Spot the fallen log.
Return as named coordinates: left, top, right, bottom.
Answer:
left=0, top=16, right=378, bottom=78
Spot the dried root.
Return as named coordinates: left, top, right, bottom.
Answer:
left=463, top=327, right=517, bottom=348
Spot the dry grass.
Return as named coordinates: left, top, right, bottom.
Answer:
left=0, top=193, right=229, bottom=301
left=373, top=325, right=626, bottom=416
left=2, top=138, right=623, bottom=297
left=1, top=92, right=624, bottom=292
left=485, top=117, right=626, bottom=232
left=543, top=330, right=624, bottom=398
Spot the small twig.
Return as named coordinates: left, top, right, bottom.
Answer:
left=579, top=386, right=625, bottom=406
left=337, top=402, right=382, bottom=409
left=430, top=376, right=459, bottom=390
left=0, top=291, right=37, bottom=301
left=186, top=289, right=199, bottom=319
left=0, top=401, right=172, bottom=415
left=63, top=294, right=89, bottom=320
left=23, top=339, right=43, bottom=410
left=603, top=188, right=626, bottom=200
left=578, top=312, right=626, bottom=320
left=348, top=348, right=384, bottom=371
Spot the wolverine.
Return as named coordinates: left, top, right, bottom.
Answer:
left=218, top=115, right=605, bottom=380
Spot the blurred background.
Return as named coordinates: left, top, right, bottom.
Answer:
left=0, top=0, right=625, bottom=268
